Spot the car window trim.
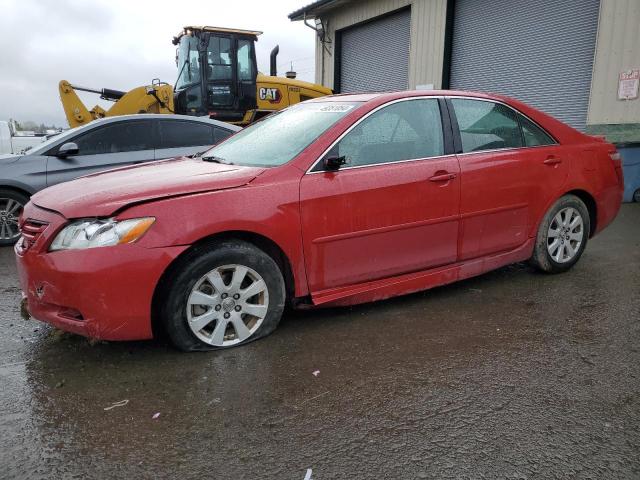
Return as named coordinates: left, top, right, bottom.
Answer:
left=306, top=96, right=452, bottom=174
left=445, top=96, right=559, bottom=156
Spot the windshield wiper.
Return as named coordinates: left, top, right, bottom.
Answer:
left=202, top=155, right=232, bottom=164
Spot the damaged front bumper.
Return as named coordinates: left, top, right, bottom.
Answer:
left=14, top=203, right=187, bottom=341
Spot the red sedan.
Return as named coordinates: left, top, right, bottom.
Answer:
left=15, top=91, right=623, bottom=350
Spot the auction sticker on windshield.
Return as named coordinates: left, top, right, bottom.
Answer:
left=318, top=105, right=354, bottom=112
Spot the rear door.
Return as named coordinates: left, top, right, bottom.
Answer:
left=45, top=120, right=155, bottom=187
left=300, top=98, right=460, bottom=293
left=449, top=97, right=566, bottom=260
left=156, top=120, right=224, bottom=159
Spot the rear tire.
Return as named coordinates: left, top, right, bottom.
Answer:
left=0, top=189, right=29, bottom=247
left=634, top=188, right=640, bottom=203
left=159, top=240, right=286, bottom=351
left=530, top=194, right=590, bottom=274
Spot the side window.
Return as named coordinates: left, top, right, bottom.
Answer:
left=451, top=99, right=523, bottom=153
left=333, top=99, right=444, bottom=168
left=159, top=120, right=215, bottom=149
left=237, top=39, right=254, bottom=81
left=73, top=121, right=154, bottom=155
left=518, top=114, right=555, bottom=147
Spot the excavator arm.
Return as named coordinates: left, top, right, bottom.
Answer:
left=59, top=80, right=175, bottom=128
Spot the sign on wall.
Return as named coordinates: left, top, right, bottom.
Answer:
left=618, top=69, right=639, bottom=100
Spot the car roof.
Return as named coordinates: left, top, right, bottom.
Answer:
left=307, top=89, right=582, bottom=144
left=307, top=89, right=515, bottom=105
left=307, top=93, right=385, bottom=103
left=86, top=114, right=241, bottom=131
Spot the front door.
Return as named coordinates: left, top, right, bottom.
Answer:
left=46, top=120, right=155, bottom=187
left=300, top=98, right=460, bottom=293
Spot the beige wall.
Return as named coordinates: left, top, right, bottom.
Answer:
left=588, top=0, right=640, bottom=126
left=314, top=0, right=448, bottom=90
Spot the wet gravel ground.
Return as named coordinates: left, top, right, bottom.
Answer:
left=1, top=204, right=639, bottom=479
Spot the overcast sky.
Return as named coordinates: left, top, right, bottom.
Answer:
left=0, top=0, right=317, bottom=127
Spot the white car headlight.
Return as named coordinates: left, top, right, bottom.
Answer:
left=49, top=217, right=155, bottom=251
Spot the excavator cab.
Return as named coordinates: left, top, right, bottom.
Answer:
left=173, top=27, right=260, bottom=123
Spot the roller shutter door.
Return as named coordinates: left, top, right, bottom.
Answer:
left=339, top=9, right=411, bottom=93
left=449, top=0, right=600, bottom=130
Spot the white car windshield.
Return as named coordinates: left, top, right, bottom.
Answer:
left=202, top=101, right=361, bottom=167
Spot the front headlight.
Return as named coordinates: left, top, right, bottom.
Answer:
left=49, top=217, right=155, bottom=251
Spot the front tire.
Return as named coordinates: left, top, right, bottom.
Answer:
left=159, top=240, right=286, bottom=351
left=0, top=189, right=28, bottom=247
left=530, top=195, right=590, bottom=273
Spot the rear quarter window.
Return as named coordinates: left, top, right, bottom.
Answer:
left=518, top=114, right=556, bottom=147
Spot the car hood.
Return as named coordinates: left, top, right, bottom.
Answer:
left=0, top=153, right=21, bottom=164
left=31, top=157, right=265, bottom=218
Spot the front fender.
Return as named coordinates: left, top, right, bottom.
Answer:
left=122, top=179, right=309, bottom=297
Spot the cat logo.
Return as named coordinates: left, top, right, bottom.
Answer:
left=259, top=87, right=282, bottom=104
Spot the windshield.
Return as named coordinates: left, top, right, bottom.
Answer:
left=176, top=35, right=200, bottom=90
left=202, top=101, right=361, bottom=167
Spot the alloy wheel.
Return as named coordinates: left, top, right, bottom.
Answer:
left=547, top=207, right=584, bottom=263
left=0, top=197, right=23, bottom=242
left=186, top=264, right=269, bottom=347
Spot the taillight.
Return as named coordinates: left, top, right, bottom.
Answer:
left=609, top=151, right=624, bottom=185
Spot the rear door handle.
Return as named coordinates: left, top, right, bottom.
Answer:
left=428, top=172, right=457, bottom=182
left=543, top=156, right=562, bottom=166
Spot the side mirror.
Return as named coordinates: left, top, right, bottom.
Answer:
left=323, top=154, right=346, bottom=171
left=56, top=142, right=79, bottom=158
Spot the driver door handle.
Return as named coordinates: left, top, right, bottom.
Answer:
left=429, top=172, right=457, bottom=182
left=543, top=156, right=562, bottom=166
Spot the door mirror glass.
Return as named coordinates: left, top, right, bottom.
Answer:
left=56, top=142, right=79, bottom=158
left=323, top=154, right=346, bottom=171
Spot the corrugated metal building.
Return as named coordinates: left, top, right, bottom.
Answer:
left=289, top=0, right=640, bottom=143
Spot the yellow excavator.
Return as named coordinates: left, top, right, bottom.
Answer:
left=59, top=26, right=332, bottom=128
